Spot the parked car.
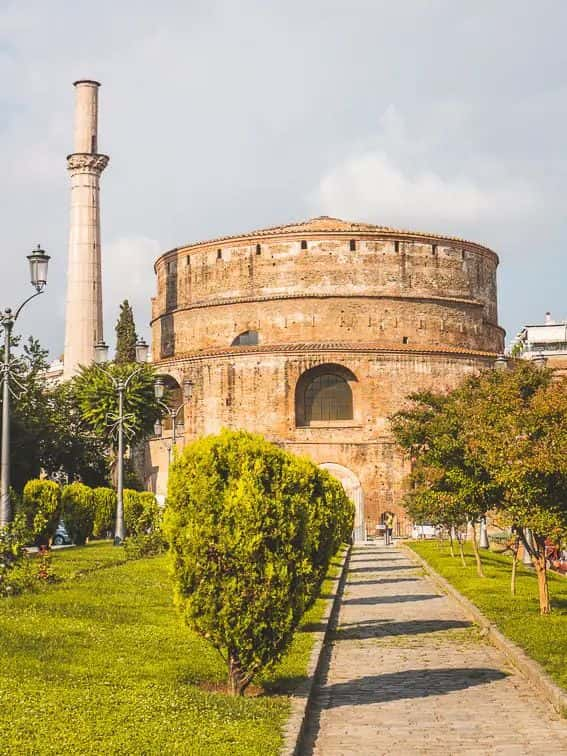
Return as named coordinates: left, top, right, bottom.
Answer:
left=411, top=523, right=438, bottom=539
left=52, top=521, right=73, bottom=546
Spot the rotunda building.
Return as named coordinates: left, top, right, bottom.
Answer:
left=147, top=216, right=504, bottom=539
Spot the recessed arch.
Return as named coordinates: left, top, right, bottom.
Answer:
left=154, top=373, right=184, bottom=433
left=319, top=462, right=365, bottom=543
left=295, top=363, right=357, bottom=427
left=231, top=330, right=259, bottom=346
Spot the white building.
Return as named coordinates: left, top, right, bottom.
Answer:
left=513, top=312, right=567, bottom=373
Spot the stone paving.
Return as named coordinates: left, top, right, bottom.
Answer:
left=303, top=543, right=567, bottom=755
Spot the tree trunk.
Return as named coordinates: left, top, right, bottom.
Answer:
left=510, top=535, right=519, bottom=596
left=469, top=521, right=485, bottom=578
left=448, top=529, right=455, bottom=558
left=227, top=653, right=250, bottom=696
left=456, top=531, right=467, bottom=567
left=532, top=535, right=551, bottom=615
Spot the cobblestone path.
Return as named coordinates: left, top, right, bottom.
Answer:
left=303, top=544, right=567, bottom=755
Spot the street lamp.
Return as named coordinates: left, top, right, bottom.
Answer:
left=1, top=245, right=50, bottom=527
left=93, top=337, right=149, bottom=545
left=153, top=376, right=193, bottom=465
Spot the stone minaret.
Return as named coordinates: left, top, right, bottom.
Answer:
left=63, top=80, right=109, bottom=378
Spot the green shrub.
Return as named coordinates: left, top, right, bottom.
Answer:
left=124, top=531, right=166, bottom=560
left=21, top=479, right=62, bottom=545
left=139, top=492, right=161, bottom=533
left=61, top=482, right=95, bottom=545
left=123, top=489, right=143, bottom=536
left=124, top=490, right=160, bottom=536
left=0, top=515, right=34, bottom=597
left=92, top=487, right=116, bottom=538
left=165, top=429, right=353, bottom=695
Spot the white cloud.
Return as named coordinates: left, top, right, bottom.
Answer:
left=314, top=150, right=540, bottom=231
left=102, top=236, right=161, bottom=348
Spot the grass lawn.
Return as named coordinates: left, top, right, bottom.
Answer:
left=408, top=540, right=567, bottom=693
left=0, top=544, right=344, bottom=755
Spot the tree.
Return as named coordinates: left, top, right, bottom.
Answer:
left=465, top=365, right=566, bottom=614
left=0, top=337, right=53, bottom=490
left=165, top=430, right=353, bottom=695
left=74, top=362, right=161, bottom=453
left=391, top=389, right=500, bottom=577
left=115, top=300, right=137, bottom=364
left=42, top=381, right=110, bottom=487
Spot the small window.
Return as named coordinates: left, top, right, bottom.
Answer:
left=394, top=241, right=400, bottom=253
left=186, top=256, right=191, bottom=266
left=402, top=336, right=409, bottom=344
left=217, top=249, right=222, bottom=260
left=432, top=244, right=437, bottom=256
left=231, top=330, right=259, bottom=346
left=300, top=240, right=307, bottom=250
left=256, top=244, right=261, bottom=255
left=349, top=239, right=356, bottom=251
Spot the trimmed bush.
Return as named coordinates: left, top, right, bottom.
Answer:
left=165, top=429, right=353, bottom=695
left=124, top=490, right=160, bottom=536
left=61, top=483, right=95, bottom=545
left=21, top=480, right=62, bottom=545
left=92, top=487, right=116, bottom=538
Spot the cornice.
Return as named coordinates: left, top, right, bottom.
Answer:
left=154, top=215, right=499, bottom=270
left=149, top=291, right=493, bottom=326
left=153, top=340, right=498, bottom=368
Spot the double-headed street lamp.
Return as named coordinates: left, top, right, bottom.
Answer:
left=93, top=338, right=149, bottom=545
left=153, top=376, right=193, bottom=465
left=0, top=246, right=51, bottom=527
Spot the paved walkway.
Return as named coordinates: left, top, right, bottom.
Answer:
left=303, top=544, right=567, bottom=755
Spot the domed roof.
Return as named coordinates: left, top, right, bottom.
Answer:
left=161, top=215, right=495, bottom=260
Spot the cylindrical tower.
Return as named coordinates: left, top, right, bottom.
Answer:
left=63, top=80, right=109, bottom=378
left=147, top=216, right=505, bottom=535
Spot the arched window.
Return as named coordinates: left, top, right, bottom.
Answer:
left=231, top=330, right=259, bottom=346
left=296, top=364, right=356, bottom=426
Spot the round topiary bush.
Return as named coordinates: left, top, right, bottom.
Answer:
left=61, top=482, right=95, bottom=545
left=92, top=487, right=117, bottom=538
left=165, top=429, right=353, bottom=695
left=21, top=480, right=62, bottom=545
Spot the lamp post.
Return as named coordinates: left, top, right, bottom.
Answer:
left=93, top=337, right=149, bottom=544
left=0, top=246, right=50, bottom=527
left=153, top=376, right=193, bottom=467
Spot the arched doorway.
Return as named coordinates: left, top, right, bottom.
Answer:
left=319, top=462, right=366, bottom=543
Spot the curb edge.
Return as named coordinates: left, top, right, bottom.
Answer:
left=280, top=543, right=352, bottom=756
left=401, top=543, right=567, bottom=718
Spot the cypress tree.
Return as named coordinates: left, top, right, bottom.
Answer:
left=115, top=300, right=137, bottom=363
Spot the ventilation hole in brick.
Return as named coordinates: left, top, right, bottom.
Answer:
left=301, top=240, right=307, bottom=250
left=402, top=336, right=409, bottom=344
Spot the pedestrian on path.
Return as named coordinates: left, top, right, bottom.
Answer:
left=384, top=511, right=394, bottom=545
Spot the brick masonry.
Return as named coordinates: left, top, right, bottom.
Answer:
left=147, top=217, right=505, bottom=533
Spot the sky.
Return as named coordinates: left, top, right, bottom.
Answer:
left=0, top=0, right=566, bottom=359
